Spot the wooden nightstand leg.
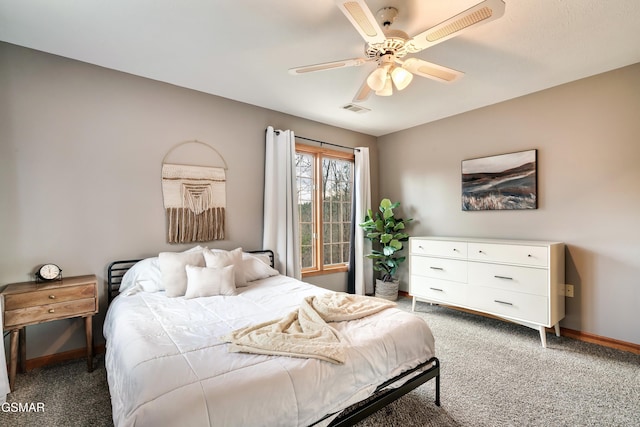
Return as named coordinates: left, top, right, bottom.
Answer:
left=19, top=327, right=26, bottom=373
left=85, top=315, right=94, bottom=372
left=9, top=329, right=19, bottom=391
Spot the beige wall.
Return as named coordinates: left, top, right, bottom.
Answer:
left=378, top=63, right=640, bottom=345
left=2, top=40, right=638, bottom=359
left=0, top=42, right=377, bottom=358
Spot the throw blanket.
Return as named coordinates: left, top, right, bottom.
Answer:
left=222, top=293, right=396, bottom=364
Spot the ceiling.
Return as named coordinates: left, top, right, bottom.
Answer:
left=1, top=0, right=639, bottom=137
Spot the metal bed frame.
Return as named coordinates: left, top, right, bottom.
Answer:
left=106, top=249, right=440, bottom=426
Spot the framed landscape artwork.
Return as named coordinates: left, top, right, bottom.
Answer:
left=461, top=149, right=537, bottom=211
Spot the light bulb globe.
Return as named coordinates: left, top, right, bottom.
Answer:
left=391, top=67, right=413, bottom=90
left=366, top=67, right=388, bottom=91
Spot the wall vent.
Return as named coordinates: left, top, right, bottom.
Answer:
left=341, top=103, right=371, bottom=114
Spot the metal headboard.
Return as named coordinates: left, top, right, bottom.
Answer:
left=107, top=249, right=275, bottom=303
left=107, top=259, right=142, bottom=303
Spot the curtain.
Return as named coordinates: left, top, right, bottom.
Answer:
left=263, top=126, right=301, bottom=280
left=0, top=297, right=9, bottom=402
left=348, top=147, right=373, bottom=295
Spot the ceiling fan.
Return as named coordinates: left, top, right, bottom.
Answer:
left=289, top=0, right=506, bottom=102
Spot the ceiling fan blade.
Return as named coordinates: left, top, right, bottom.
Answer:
left=402, top=58, right=464, bottom=83
left=335, top=0, right=386, bottom=44
left=352, top=77, right=372, bottom=102
left=408, top=0, right=505, bottom=52
left=288, top=58, right=368, bottom=75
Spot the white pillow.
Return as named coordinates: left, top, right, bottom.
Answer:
left=119, top=257, right=161, bottom=294
left=246, top=252, right=271, bottom=266
left=203, top=247, right=246, bottom=287
left=160, top=250, right=206, bottom=297
left=242, top=253, right=279, bottom=282
left=121, top=279, right=165, bottom=297
left=137, top=279, right=163, bottom=293
left=184, top=264, right=236, bottom=299
left=118, top=246, right=205, bottom=295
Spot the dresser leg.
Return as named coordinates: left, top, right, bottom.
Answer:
left=85, top=315, right=94, bottom=372
left=411, top=296, right=416, bottom=311
left=538, top=326, right=547, bottom=348
left=9, top=329, right=19, bottom=391
left=554, top=323, right=561, bottom=337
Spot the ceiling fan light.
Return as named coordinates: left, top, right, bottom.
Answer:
left=366, top=67, right=388, bottom=91
left=391, top=67, right=413, bottom=90
left=375, top=76, right=393, bottom=96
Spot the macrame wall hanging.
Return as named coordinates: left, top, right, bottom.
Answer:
left=161, top=140, right=228, bottom=243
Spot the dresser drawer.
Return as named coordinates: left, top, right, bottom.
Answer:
left=468, top=262, right=549, bottom=296
left=4, top=298, right=97, bottom=328
left=467, top=286, right=549, bottom=325
left=4, top=284, right=96, bottom=310
left=411, top=276, right=467, bottom=305
left=468, top=242, right=548, bottom=267
left=410, top=239, right=467, bottom=259
left=411, top=256, right=467, bottom=283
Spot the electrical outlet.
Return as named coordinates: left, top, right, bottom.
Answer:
left=565, top=284, right=574, bottom=298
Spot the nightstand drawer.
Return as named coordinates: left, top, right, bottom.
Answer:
left=4, top=284, right=96, bottom=310
left=4, top=297, right=97, bottom=328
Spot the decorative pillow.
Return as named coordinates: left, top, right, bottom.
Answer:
left=160, top=250, right=206, bottom=297
left=119, top=257, right=161, bottom=294
left=242, top=253, right=279, bottom=282
left=184, top=264, right=236, bottom=299
left=203, top=247, right=246, bottom=287
left=119, top=245, right=205, bottom=295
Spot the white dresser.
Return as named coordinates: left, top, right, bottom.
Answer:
left=409, top=237, right=565, bottom=347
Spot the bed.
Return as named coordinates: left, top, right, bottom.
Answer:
left=104, top=247, right=440, bottom=426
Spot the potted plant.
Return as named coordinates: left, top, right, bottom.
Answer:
left=359, top=198, right=412, bottom=300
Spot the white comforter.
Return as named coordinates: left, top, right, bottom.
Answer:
left=104, top=275, right=435, bottom=427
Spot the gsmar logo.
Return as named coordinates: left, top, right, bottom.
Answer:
left=2, top=402, right=45, bottom=413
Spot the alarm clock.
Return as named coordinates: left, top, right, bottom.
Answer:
left=35, top=263, right=63, bottom=282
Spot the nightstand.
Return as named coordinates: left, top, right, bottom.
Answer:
left=1, top=274, right=98, bottom=391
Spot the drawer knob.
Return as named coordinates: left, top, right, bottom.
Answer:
left=430, top=287, right=444, bottom=292
left=48, top=309, right=55, bottom=313
left=528, top=254, right=532, bottom=257
left=478, top=250, right=484, bottom=254
left=494, top=275, right=513, bottom=280
left=49, top=295, right=56, bottom=299
left=430, top=266, right=444, bottom=271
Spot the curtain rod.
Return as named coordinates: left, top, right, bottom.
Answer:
left=270, top=129, right=359, bottom=152
left=295, top=135, right=360, bottom=152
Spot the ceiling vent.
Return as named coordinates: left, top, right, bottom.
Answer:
left=342, top=103, right=371, bottom=113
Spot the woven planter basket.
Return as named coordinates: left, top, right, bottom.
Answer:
left=374, top=279, right=399, bottom=301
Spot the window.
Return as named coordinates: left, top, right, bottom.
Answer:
left=295, top=144, right=354, bottom=277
